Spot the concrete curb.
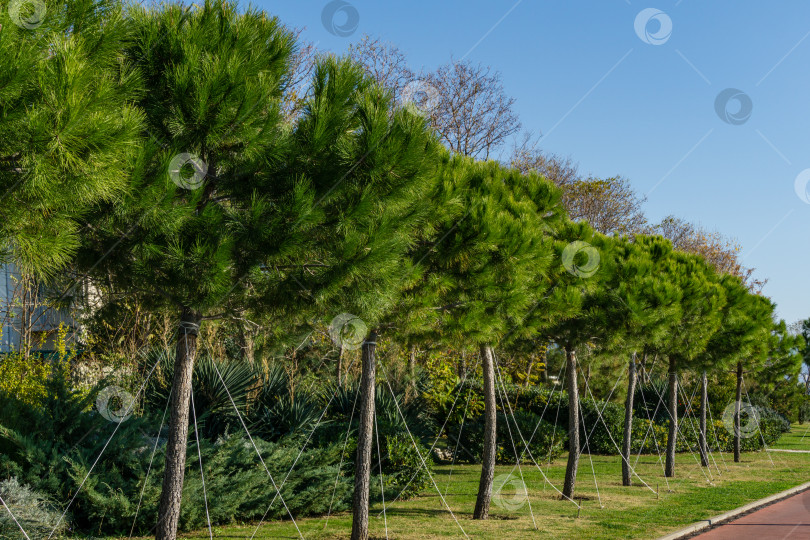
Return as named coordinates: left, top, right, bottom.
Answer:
left=656, top=480, right=810, bottom=540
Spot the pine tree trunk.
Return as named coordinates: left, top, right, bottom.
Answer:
left=699, top=371, right=709, bottom=467
left=622, top=353, right=637, bottom=486
left=336, top=344, right=343, bottom=387
left=351, top=330, right=378, bottom=540
left=734, top=361, right=742, bottom=463
left=156, top=309, right=202, bottom=540
left=473, top=344, right=497, bottom=519
left=665, top=357, right=677, bottom=478
left=562, top=348, right=579, bottom=499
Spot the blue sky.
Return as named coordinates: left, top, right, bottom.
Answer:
left=257, top=0, right=810, bottom=325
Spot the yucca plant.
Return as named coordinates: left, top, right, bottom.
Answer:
left=254, top=393, right=323, bottom=442
left=323, top=380, right=361, bottom=419
left=143, top=350, right=262, bottom=439
left=252, top=364, right=291, bottom=408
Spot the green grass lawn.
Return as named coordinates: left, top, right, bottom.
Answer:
left=138, top=424, right=810, bottom=540
left=769, top=422, right=810, bottom=450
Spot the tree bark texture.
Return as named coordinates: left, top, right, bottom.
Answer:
left=156, top=309, right=202, bottom=540
left=622, top=353, right=637, bottom=486
left=562, top=348, right=580, bottom=499
left=351, top=331, right=378, bottom=540
left=734, top=361, right=743, bottom=463
left=699, top=371, right=709, bottom=467
left=473, top=344, right=497, bottom=519
left=665, top=357, right=677, bottom=478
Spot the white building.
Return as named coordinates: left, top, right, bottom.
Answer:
left=0, top=263, right=81, bottom=354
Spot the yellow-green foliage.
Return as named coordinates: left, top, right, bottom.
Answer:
left=0, top=323, right=74, bottom=406
left=422, top=349, right=484, bottom=423
left=0, top=350, right=50, bottom=405
left=513, top=344, right=548, bottom=387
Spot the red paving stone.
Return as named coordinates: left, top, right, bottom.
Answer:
left=691, top=489, right=810, bottom=539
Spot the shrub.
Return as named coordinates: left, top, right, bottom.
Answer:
left=143, top=351, right=261, bottom=439
left=446, top=411, right=566, bottom=464
left=661, top=413, right=784, bottom=454
left=382, top=433, right=433, bottom=500
left=757, top=406, right=791, bottom=434
left=455, top=380, right=625, bottom=454
left=633, top=380, right=671, bottom=423
left=321, top=382, right=434, bottom=439
left=421, top=353, right=484, bottom=427
left=0, top=364, right=354, bottom=537
left=179, top=435, right=353, bottom=531
left=579, top=399, right=624, bottom=454
left=0, top=352, right=52, bottom=406
left=629, top=418, right=669, bottom=454
left=0, top=478, right=66, bottom=539
left=0, top=323, right=75, bottom=406
left=255, top=392, right=324, bottom=442
left=46, top=432, right=355, bottom=536
left=445, top=379, right=788, bottom=460
left=0, top=368, right=153, bottom=509
left=500, top=410, right=566, bottom=463
left=320, top=421, right=435, bottom=501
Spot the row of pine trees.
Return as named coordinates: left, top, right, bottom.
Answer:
left=1, top=1, right=802, bottom=539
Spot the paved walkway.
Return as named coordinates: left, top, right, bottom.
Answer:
left=692, top=489, right=810, bottom=539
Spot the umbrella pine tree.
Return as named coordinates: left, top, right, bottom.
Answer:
left=404, top=155, right=563, bottom=519
left=540, top=222, right=613, bottom=500
left=0, top=0, right=143, bottom=276
left=698, top=277, right=770, bottom=464
left=659, top=252, right=725, bottom=477
left=597, top=235, right=679, bottom=486
left=79, top=4, right=438, bottom=539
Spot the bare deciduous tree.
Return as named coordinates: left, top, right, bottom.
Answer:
left=348, top=34, right=413, bottom=101
left=509, top=136, right=580, bottom=189
left=653, top=215, right=764, bottom=291
left=564, top=176, right=649, bottom=236
left=510, top=142, right=648, bottom=236
left=425, top=60, right=521, bottom=159
left=349, top=39, right=521, bottom=160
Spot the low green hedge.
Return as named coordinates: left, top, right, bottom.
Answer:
left=445, top=411, right=566, bottom=464
left=442, top=382, right=787, bottom=460
left=628, top=417, right=780, bottom=454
